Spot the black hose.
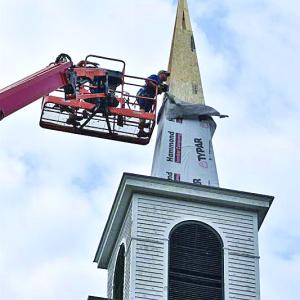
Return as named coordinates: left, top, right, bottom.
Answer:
left=55, top=53, right=73, bottom=65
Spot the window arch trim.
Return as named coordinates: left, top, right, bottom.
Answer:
left=164, top=217, right=228, bottom=248
left=113, top=243, right=125, bottom=300
left=167, top=218, right=226, bottom=300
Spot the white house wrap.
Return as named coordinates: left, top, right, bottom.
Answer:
left=151, top=94, right=226, bottom=187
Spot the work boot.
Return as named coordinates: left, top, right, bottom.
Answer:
left=138, top=122, right=150, bottom=129
left=137, top=130, right=149, bottom=138
left=82, top=110, right=89, bottom=119
left=65, top=94, right=76, bottom=100
left=75, top=115, right=84, bottom=121
left=66, top=114, right=81, bottom=127
left=117, top=115, right=124, bottom=127
left=66, top=118, right=80, bottom=127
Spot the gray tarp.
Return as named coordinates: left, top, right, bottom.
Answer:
left=158, top=93, right=228, bottom=123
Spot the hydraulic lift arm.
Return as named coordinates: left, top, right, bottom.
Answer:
left=0, top=53, right=158, bottom=145
left=0, top=61, right=71, bottom=120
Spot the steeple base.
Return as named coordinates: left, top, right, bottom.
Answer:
left=151, top=95, right=219, bottom=186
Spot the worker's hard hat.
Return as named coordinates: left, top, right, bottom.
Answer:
left=158, top=70, right=170, bottom=76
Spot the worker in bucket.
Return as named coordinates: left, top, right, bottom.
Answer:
left=136, top=70, right=170, bottom=138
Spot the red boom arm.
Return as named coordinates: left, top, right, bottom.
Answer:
left=0, top=62, right=71, bottom=120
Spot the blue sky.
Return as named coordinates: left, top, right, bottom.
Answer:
left=0, top=0, right=300, bottom=299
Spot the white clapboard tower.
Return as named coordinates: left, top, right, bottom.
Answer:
left=93, top=1, right=273, bottom=300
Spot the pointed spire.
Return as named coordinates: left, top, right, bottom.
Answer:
left=168, top=0, right=205, bottom=104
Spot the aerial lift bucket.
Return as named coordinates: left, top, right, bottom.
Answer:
left=39, top=55, right=158, bottom=145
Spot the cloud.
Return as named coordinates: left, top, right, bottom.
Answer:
left=0, top=1, right=173, bottom=298
left=188, top=1, right=300, bottom=299
left=0, top=0, right=299, bottom=299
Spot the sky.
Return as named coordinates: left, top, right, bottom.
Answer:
left=0, top=0, right=299, bottom=299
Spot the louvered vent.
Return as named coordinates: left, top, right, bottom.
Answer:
left=169, top=222, right=224, bottom=300
left=113, top=244, right=125, bottom=300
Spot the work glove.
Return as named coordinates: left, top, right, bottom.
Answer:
left=158, top=83, right=169, bottom=94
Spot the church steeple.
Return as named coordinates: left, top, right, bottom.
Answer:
left=168, top=0, right=205, bottom=104
left=151, top=0, right=219, bottom=187
left=92, top=2, right=273, bottom=300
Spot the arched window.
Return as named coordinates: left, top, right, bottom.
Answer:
left=168, top=221, right=224, bottom=300
left=113, top=244, right=125, bottom=300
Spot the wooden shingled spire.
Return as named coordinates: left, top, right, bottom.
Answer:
left=168, top=0, right=205, bottom=104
